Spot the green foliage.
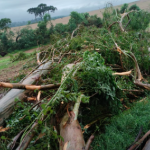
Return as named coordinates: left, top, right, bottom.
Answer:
left=1, top=3, right=150, bottom=149
left=0, top=31, right=8, bottom=52
left=87, top=15, right=102, bottom=27
left=5, top=99, right=39, bottom=140
left=17, top=28, right=37, bottom=49
left=92, top=97, right=150, bottom=150
left=120, top=3, right=128, bottom=13
left=54, top=23, right=67, bottom=34
left=10, top=52, right=28, bottom=62
left=43, top=13, right=51, bottom=23
left=76, top=51, right=121, bottom=113
left=126, top=11, right=150, bottom=31
left=68, top=12, right=89, bottom=32
left=0, top=18, right=11, bottom=30
left=103, top=5, right=118, bottom=28
left=129, top=4, right=140, bottom=11
left=36, top=14, right=52, bottom=44
left=69, top=37, right=85, bottom=50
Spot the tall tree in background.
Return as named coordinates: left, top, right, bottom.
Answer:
left=47, top=6, right=57, bottom=13
left=129, top=4, right=140, bottom=11
left=38, top=3, right=47, bottom=17
left=27, top=4, right=57, bottom=20
left=0, top=18, right=11, bottom=31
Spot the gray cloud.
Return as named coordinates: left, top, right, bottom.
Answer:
left=0, top=0, right=137, bottom=22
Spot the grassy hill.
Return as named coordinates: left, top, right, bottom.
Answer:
left=10, top=0, right=150, bottom=34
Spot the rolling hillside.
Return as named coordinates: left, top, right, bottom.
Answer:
left=10, top=0, right=150, bottom=34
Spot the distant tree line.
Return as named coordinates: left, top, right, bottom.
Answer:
left=0, top=3, right=150, bottom=57
left=120, top=3, right=140, bottom=13
left=9, top=16, right=66, bottom=28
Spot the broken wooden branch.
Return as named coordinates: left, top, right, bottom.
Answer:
left=128, top=130, right=150, bottom=150
left=85, top=135, right=95, bottom=150
left=113, top=70, right=132, bottom=76
left=134, top=80, right=150, bottom=90
left=36, top=52, right=42, bottom=65
left=129, top=52, right=143, bottom=81
left=108, top=10, right=135, bottom=32
left=0, top=82, right=60, bottom=90
left=71, top=25, right=81, bottom=39
left=7, top=129, right=25, bottom=150
left=16, top=122, right=38, bottom=150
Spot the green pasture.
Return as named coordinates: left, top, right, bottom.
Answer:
left=0, top=57, right=19, bottom=70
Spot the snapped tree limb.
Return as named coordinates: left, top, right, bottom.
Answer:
left=134, top=80, right=150, bottom=90
left=113, top=70, right=132, bottom=76
left=0, top=82, right=60, bottom=90
left=108, top=10, right=135, bottom=32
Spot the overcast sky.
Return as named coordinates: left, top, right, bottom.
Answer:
left=0, top=0, right=137, bottom=22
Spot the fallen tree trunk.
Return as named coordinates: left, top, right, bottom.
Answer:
left=0, top=61, right=52, bottom=126
left=59, top=94, right=85, bottom=150
left=59, top=63, right=94, bottom=150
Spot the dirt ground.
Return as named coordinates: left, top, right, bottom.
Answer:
left=0, top=59, right=37, bottom=82
left=0, top=44, right=51, bottom=82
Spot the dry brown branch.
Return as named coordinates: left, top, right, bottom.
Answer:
left=108, top=10, right=135, bottom=32
left=113, top=70, right=132, bottom=76
left=108, top=22, right=118, bottom=29
left=128, top=130, right=150, bottom=150
left=8, top=129, right=25, bottom=150
left=37, top=91, right=41, bottom=101
left=0, top=126, right=10, bottom=132
left=71, top=25, right=81, bottom=39
left=36, top=52, right=42, bottom=65
left=27, top=97, right=36, bottom=101
left=85, top=135, right=95, bottom=150
left=0, top=82, right=60, bottom=90
left=134, top=80, right=150, bottom=90
left=129, top=52, right=143, bottom=81
left=16, top=122, right=38, bottom=150
left=58, top=51, right=71, bottom=64
left=123, top=89, right=144, bottom=92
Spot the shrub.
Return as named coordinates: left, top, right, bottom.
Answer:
left=129, top=4, right=140, bottom=11
left=120, top=3, right=128, bottom=13
left=10, top=52, right=28, bottom=62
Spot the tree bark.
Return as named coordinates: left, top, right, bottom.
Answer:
left=59, top=94, right=85, bottom=150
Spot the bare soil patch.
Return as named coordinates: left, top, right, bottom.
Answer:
left=0, top=60, right=35, bottom=82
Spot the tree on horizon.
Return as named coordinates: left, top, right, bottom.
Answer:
left=27, top=4, right=57, bottom=20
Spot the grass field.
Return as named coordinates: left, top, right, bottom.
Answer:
left=0, top=57, right=11, bottom=70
